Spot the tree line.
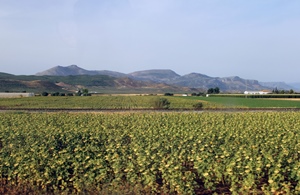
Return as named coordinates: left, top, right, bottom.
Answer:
left=272, top=87, right=296, bottom=94
left=41, top=89, right=91, bottom=96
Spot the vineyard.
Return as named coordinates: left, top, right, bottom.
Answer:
left=0, top=112, right=299, bottom=194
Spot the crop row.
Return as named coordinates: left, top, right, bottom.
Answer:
left=0, top=112, right=299, bottom=194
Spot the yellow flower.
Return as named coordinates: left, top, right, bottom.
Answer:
left=268, top=179, right=274, bottom=184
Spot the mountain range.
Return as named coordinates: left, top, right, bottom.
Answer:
left=0, top=65, right=297, bottom=93
left=36, top=65, right=294, bottom=92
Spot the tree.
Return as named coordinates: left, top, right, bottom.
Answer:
left=76, top=88, right=89, bottom=96
left=214, top=87, right=220, bottom=94
left=42, top=92, right=49, bottom=96
left=272, top=87, right=279, bottom=94
left=207, top=88, right=214, bottom=94
left=82, top=89, right=89, bottom=96
left=207, top=87, right=220, bottom=94
left=164, top=93, right=174, bottom=96
left=197, top=92, right=205, bottom=96
left=51, top=92, right=59, bottom=96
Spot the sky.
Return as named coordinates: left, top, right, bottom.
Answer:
left=0, top=0, right=300, bottom=83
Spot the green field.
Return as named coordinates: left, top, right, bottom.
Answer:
left=186, top=96, right=300, bottom=108
left=0, top=112, right=299, bottom=194
left=1, top=95, right=300, bottom=110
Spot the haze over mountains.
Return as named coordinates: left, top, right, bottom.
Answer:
left=35, top=65, right=297, bottom=92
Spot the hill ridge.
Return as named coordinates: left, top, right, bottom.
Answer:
left=34, top=65, right=272, bottom=92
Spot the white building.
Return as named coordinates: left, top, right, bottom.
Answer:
left=0, top=93, right=35, bottom=98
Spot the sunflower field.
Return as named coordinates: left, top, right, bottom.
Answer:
left=0, top=112, right=299, bottom=194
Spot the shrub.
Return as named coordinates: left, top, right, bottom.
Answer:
left=153, top=98, right=170, bottom=109
left=164, top=93, right=174, bottom=96
left=42, top=92, right=49, bottom=96
left=193, top=102, right=203, bottom=110
left=51, top=92, right=60, bottom=96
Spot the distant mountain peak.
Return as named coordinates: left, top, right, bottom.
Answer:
left=183, top=72, right=211, bottom=78
left=36, top=65, right=89, bottom=76
left=67, top=64, right=80, bottom=68
left=127, top=69, right=181, bottom=82
left=129, top=69, right=179, bottom=75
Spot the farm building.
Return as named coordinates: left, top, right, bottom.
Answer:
left=244, top=90, right=270, bottom=95
left=0, top=92, right=35, bottom=98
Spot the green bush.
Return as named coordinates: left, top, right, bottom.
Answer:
left=193, top=102, right=203, bottom=109
left=153, top=98, right=170, bottom=109
left=51, top=92, right=59, bottom=96
left=41, top=92, right=49, bottom=96
left=164, top=93, right=174, bottom=96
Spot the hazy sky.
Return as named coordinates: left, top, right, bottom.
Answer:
left=1, top=0, right=300, bottom=82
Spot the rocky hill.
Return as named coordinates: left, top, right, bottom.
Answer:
left=36, top=65, right=92, bottom=76
left=128, top=69, right=181, bottom=82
